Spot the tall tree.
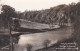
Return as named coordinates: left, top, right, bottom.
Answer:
left=71, top=2, right=80, bottom=51
left=1, top=5, right=17, bottom=51
left=1, top=5, right=17, bottom=28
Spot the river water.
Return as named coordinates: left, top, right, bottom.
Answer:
left=14, top=27, right=72, bottom=51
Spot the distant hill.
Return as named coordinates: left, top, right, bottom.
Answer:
left=19, top=4, right=69, bottom=25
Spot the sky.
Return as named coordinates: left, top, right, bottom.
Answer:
left=0, top=0, right=79, bottom=12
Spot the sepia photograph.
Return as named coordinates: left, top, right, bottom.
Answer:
left=0, top=0, right=80, bottom=51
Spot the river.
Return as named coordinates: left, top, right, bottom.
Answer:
left=14, top=27, right=73, bottom=51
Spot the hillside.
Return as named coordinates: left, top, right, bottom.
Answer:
left=19, top=4, right=69, bottom=25
left=19, top=19, right=60, bottom=29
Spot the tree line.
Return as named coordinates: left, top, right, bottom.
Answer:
left=0, top=2, right=80, bottom=28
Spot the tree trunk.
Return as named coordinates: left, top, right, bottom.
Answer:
left=8, top=22, right=14, bottom=51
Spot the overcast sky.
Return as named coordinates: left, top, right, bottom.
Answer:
left=0, top=0, right=79, bottom=12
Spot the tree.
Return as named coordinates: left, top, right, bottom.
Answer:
left=71, top=2, right=80, bottom=51
left=12, top=18, right=20, bottom=31
left=1, top=5, right=17, bottom=51
left=1, top=5, right=17, bottom=28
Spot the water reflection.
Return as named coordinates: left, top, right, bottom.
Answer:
left=16, top=27, right=72, bottom=51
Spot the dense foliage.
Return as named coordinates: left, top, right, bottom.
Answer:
left=0, top=5, right=17, bottom=28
